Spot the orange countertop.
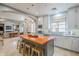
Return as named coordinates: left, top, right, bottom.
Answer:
left=20, top=35, right=55, bottom=45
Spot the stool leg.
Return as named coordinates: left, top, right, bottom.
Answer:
left=2, top=40, right=4, bottom=46
left=23, top=46, right=28, bottom=56
left=17, top=40, right=21, bottom=49
left=38, top=52, right=40, bottom=56
left=28, top=48, right=31, bottom=56
left=19, top=43, right=24, bottom=53
left=19, top=46, right=21, bottom=53
left=17, top=43, right=19, bottom=49
left=22, top=48, right=26, bottom=56
left=31, top=49, right=33, bottom=56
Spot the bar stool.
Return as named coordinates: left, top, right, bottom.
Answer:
left=19, top=42, right=25, bottom=55
left=23, top=44, right=31, bottom=56
left=17, top=40, right=21, bottom=49
left=31, top=47, right=44, bottom=56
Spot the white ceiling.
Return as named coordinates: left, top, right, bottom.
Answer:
left=4, top=3, right=79, bottom=16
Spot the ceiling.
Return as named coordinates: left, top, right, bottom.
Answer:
left=3, top=3, right=79, bottom=16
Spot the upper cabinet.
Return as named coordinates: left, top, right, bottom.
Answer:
left=66, top=8, right=76, bottom=30
left=76, top=7, right=79, bottom=28
left=66, top=7, right=79, bottom=30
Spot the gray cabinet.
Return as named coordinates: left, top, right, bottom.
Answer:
left=72, top=38, right=79, bottom=52
left=66, top=8, right=76, bottom=29
left=54, top=36, right=73, bottom=50
left=54, top=36, right=79, bottom=52
left=76, top=7, right=79, bottom=28
left=66, top=7, right=79, bottom=29
left=54, top=36, right=64, bottom=47
left=63, top=37, right=73, bottom=50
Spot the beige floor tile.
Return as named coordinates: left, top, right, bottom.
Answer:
left=54, top=47, right=79, bottom=56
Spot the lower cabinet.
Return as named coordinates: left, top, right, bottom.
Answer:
left=54, top=36, right=79, bottom=52
left=62, top=37, right=73, bottom=50
left=72, top=38, right=79, bottom=52
left=54, top=37, right=64, bottom=47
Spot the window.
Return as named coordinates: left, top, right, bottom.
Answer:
left=51, top=15, right=65, bottom=33
left=51, top=23, right=58, bottom=32
left=59, top=22, right=65, bottom=32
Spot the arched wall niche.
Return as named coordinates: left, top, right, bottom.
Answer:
left=24, top=16, right=37, bottom=34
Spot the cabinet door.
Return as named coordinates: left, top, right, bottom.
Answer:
left=54, top=36, right=73, bottom=50
left=63, top=37, right=73, bottom=50
left=72, top=38, right=79, bottom=52
left=54, top=36, right=65, bottom=47
left=66, top=8, right=76, bottom=29
left=76, top=7, right=79, bottom=28
left=54, top=36, right=61, bottom=46
left=54, top=37, right=60, bottom=46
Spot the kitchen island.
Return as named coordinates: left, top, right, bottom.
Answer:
left=20, top=35, right=55, bottom=56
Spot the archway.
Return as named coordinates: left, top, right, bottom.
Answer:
left=24, top=17, right=36, bottom=34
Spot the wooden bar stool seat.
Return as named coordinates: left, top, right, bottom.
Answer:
left=31, top=47, right=44, bottom=56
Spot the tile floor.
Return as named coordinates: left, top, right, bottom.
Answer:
left=54, top=47, right=79, bottom=56
left=0, top=37, right=21, bottom=56
left=0, top=37, right=79, bottom=56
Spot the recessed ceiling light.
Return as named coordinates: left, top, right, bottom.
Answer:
left=26, top=8, right=29, bottom=10
left=54, top=13, right=63, bottom=17
left=45, top=4, right=47, bottom=7
left=51, top=8, right=57, bottom=10
left=35, top=12, right=39, bottom=15
left=32, top=4, right=34, bottom=7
